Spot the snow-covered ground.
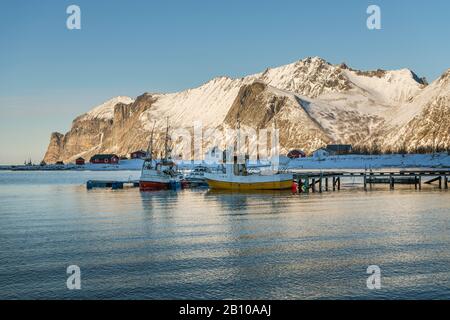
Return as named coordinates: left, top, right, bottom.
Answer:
left=5, top=154, right=450, bottom=171
left=74, top=159, right=145, bottom=171
left=288, top=153, right=450, bottom=170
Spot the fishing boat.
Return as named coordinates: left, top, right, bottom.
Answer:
left=181, top=165, right=210, bottom=188
left=204, top=98, right=292, bottom=191
left=139, top=119, right=181, bottom=191
left=204, top=156, right=293, bottom=190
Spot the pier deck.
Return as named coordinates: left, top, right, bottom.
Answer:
left=86, top=180, right=140, bottom=190
left=292, top=170, right=449, bottom=193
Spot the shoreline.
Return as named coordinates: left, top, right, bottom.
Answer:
left=1, top=153, right=450, bottom=172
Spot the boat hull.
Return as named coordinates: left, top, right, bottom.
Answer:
left=205, top=173, right=293, bottom=191
left=139, top=180, right=170, bottom=191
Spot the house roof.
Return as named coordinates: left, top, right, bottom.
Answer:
left=90, top=154, right=118, bottom=160
left=288, top=149, right=306, bottom=154
left=326, top=144, right=352, bottom=151
left=313, top=148, right=329, bottom=153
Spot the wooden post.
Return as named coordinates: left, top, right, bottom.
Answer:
left=333, top=177, right=336, bottom=191
left=445, top=176, right=448, bottom=189
left=305, top=178, right=309, bottom=193
left=415, top=176, right=418, bottom=190
left=337, top=177, right=341, bottom=191
left=325, top=178, right=329, bottom=191
left=319, top=177, right=322, bottom=193
left=390, top=175, right=394, bottom=190
left=439, top=176, right=442, bottom=189
left=312, top=178, right=316, bottom=193
left=363, top=174, right=367, bottom=191
left=419, top=176, right=422, bottom=190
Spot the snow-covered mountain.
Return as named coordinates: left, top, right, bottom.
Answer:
left=43, top=57, right=449, bottom=163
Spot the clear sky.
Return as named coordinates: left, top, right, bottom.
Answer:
left=0, top=0, right=449, bottom=164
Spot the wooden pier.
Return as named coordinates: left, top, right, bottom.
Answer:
left=292, top=170, right=449, bottom=193
left=86, top=180, right=140, bottom=190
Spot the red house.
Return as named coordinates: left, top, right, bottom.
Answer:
left=89, top=154, right=120, bottom=164
left=130, top=150, right=148, bottom=159
left=75, top=157, right=85, bottom=165
left=287, top=149, right=306, bottom=159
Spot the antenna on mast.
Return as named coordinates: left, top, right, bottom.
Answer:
left=147, top=121, right=156, bottom=161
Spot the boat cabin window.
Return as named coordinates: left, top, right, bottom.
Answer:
left=143, top=160, right=153, bottom=170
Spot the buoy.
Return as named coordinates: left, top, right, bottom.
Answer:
left=291, top=180, right=298, bottom=193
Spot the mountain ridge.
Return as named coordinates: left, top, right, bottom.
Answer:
left=43, top=57, right=449, bottom=163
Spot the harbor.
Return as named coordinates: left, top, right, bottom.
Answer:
left=84, top=168, right=450, bottom=192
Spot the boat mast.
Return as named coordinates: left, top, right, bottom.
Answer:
left=235, top=96, right=245, bottom=174
left=164, top=117, right=170, bottom=161
left=147, top=121, right=156, bottom=161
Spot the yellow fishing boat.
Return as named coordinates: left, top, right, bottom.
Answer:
left=205, top=175, right=293, bottom=190
left=205, top=96, right=292, bottom=191
left=204, top=159, right=293, bottom=191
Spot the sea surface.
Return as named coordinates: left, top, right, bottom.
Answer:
left=0, top=171, right=449, bottom=299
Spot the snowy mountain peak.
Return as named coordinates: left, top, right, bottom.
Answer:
left=82, top=96, right=135, bottom=120
left=437, top=69, right=450, bottom=85
left=256, top=57, right=352, bottom=98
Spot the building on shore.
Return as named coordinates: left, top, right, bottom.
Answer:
left=89, top=154, right=119, bottom=164
left=204, top=146, right=223, bottom=164
left=326, top=144, right=353, bottom=155
left=75, top=157, right=85, bottom=165
left=130, top=150, right=148, bottom=159
left=287, top=149, right=306, bottom=159
left=312, top=144, right=353, bottom=159
left=312, top=148, right=330, bottom=159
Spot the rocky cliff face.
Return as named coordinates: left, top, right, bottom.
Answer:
left=43, top=57, right=450, bottom=163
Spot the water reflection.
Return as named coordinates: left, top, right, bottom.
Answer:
left=0, top=171, right=449, bottom=299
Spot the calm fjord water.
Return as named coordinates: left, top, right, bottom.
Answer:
left=0, top=171, right=449, bottom=299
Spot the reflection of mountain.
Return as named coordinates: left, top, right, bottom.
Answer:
left=44, top=57, right=450, bottom=163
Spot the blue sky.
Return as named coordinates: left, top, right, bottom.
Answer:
left=0, top=0, right=449, bottom=164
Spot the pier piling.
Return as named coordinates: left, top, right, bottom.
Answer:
left=292, top=170, right=449, bottom=195
left=390, top=175, right=395, bottom=190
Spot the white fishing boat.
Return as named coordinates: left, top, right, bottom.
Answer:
left=181, top=165, right=210, bottom=187
left=139, top=119, right=181, bottom=191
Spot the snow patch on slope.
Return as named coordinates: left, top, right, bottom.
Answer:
left=83, top=96, right=135, bottom=120
left=139, top=77, right=254, bottom=130
left=387, top=69, right=450, bottom=126
left=343, top=69, right=422, bottom=104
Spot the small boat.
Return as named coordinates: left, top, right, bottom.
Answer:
left=182, top=165, right=210, bottom=188
left=139, top=159, right=180, bottom=191
left=139, top=119, right=181, bottom=191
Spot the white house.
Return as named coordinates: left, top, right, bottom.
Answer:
left=204, top=146, right=223, bottom=164
left=312, top=148, right=330, bottom=159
